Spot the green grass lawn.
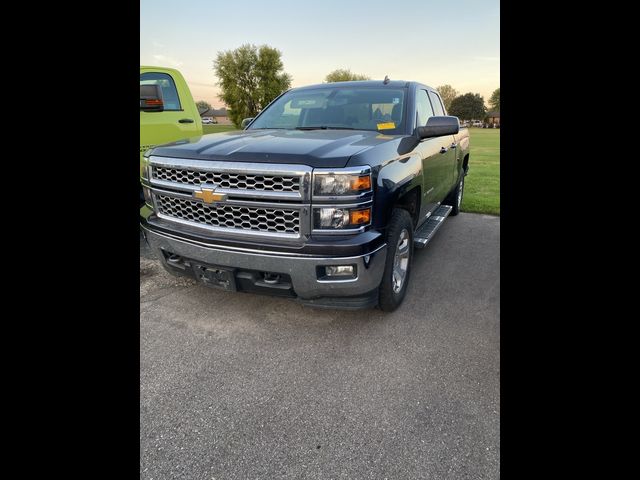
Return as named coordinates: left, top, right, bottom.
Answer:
left=199, top=124, right=499, bottom=215
left=202, top=124, right=238, bottom=134
left=461, top=128, right=500, bottom=216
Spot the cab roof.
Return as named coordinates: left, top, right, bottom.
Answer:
left=292, top=80, right=435, bottom=91
left=140, top=65, right=181, bottom=74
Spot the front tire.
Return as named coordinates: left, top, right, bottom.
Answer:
left=444, top=175, right=464, bottom=216
left=378, top=208, right=414, bottom=312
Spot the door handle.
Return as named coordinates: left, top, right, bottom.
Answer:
left=179, top=118, right=194, bottom=123
left=450, top=143, right=457, bottom=149
left=440, top=147, right=448, bottom=154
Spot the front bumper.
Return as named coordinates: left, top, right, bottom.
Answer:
left=141, top=224, right=387, bottom=306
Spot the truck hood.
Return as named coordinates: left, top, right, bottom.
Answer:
left=148, top=129, right=404, bottom=168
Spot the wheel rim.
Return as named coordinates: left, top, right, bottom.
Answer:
left=457, top=178, right=464, bottom=208
left=392, top=229, right=410, bottom=294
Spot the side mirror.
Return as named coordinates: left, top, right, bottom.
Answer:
left=241, top=117, right=254, bottom=129
left=140, top=84, right=164, bottom=112
left=416, top=115, right=459, bottom=139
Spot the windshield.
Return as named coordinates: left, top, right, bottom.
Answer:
left=249, top=87, right=407, bottom=134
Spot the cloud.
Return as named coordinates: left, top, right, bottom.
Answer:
left=152, top=41, right=165, bottom=48
left=152, top=54, right=183, bottom=67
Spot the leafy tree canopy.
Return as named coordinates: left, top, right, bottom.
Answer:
left=489, top=88, right=500, bottom=111
left=325, top=69, right=370, bottom=82
left=196, top=100, right=211, bottom=114
left=448, top=93, right=487, bottom=121
left=435, top=85, right=458, bottom=112
left=214, top=44, right=292, bottom=128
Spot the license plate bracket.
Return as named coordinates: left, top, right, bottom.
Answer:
left=193, top=264, right=237, bottom=291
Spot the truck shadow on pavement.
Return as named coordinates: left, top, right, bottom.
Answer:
left=139, top=213, right=499, bottom=337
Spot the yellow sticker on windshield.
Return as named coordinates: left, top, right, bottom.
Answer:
left=377, top=122, right=395, bottom=130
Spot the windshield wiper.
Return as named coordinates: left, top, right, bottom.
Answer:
left=294, top=126, right=357, bottom=130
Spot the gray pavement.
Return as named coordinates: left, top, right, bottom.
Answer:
left=140, top=212, right=500, bottom=479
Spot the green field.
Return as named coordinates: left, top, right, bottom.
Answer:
left=199, top=124, right=500, bottom=215
left=461, top=128, right=500, bottom=216
left=202, top=124, right=238, bottom=134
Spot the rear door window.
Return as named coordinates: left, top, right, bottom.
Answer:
left=140, top=72, right=182, bottom=111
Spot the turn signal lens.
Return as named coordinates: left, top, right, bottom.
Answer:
left=349, top=208, right=371, bottom=225
left=350, top=175, right=371, bottom=191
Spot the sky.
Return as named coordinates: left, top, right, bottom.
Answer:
left=140, top=0, right=499, bottom=109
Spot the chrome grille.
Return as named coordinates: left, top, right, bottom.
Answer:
left=152, top=166, right=300, bottom=192
left=156, top=194, right=300, bottom=235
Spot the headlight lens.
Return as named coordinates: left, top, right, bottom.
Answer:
left=314, top=207, right=371, bottom=229
left=142, top=186, right=153, bottom=207
left=313, top=172, right=372, bottom=196
left=140, top=155, right=150, bottom=181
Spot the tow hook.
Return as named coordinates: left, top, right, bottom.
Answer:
left=262, top=273, right=281, bottom=284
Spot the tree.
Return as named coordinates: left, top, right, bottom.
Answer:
left=489, top=88, right=500, bottom=111
left=214, top=44, right=292, bottom=128
left=448, top=93, right=486, bottom=121
left=325, top=69, right=370, bottom=82
left=435, top=85, right=458, bottom=112
left=196, top=100, right=211, bottom=114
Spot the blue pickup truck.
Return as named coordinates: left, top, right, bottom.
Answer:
left=140, top=80, right=470, bottom=311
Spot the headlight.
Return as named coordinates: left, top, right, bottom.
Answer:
left=313, top=169, right=372, bottom=196
left=142, top=186, right=153, bottom=208
left=140, top=155, right=150, bottom=181
left=314, top=206, right=371, bottom=230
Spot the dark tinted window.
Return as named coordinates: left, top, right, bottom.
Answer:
left=416, top=89, right=434, bottom=126
left=428, top=91, right=445, bottom=116
left=249, top=87, right=406, bottom=134
left=140, top=72, right=181, bottom=110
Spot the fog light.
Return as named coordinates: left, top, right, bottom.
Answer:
left=325, top=265, right=355, bottom=277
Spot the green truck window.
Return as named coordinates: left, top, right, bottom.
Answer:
left=140, top=72, right=182, bottom=111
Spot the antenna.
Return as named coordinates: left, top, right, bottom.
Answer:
left=383, top=75, right=390, bottom=85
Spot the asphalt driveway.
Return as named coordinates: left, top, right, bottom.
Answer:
left=140, top=212, right=500, bottom=479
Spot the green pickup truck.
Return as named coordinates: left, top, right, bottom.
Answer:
left=140, top=66, right=203, bottom=201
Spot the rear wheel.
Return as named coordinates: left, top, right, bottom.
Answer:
left=378, top=208, right=414, bottom=312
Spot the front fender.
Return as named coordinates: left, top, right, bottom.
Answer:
left=371, top=152, right=423, bottom=230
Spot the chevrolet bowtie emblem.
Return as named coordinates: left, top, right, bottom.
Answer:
left=193, top=188, right=227, bottom=204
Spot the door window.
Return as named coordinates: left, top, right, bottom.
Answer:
left=140, top=72, right=182, bottom=111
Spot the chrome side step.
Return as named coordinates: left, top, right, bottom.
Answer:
left=413, top=205, right=453, bottom=249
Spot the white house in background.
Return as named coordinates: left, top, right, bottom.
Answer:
left=200, top=108, right=232, bottom=125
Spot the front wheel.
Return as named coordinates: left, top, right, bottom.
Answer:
left=378, top=208, right=414, bottom=312
left=444, top=175, right=464, bottom=216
